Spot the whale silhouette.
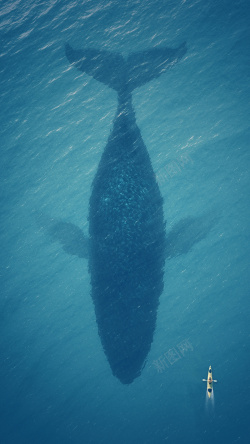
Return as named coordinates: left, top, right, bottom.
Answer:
left=64, top=42, right=187, bottom=384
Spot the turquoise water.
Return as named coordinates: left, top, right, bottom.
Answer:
left=1, top=1, right=249, bottom=443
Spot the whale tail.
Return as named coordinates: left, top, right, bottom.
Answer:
left=65, top=42, right=187, bottom=93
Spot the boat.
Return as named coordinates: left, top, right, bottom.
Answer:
left=202, top=365, right=217, bottom=397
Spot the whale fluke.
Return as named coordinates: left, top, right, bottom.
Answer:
left=65, top=44, right=125, bottom=91
left=126, top=42, right=187, bottom=91
left=65, top=42, right=187, bottom=93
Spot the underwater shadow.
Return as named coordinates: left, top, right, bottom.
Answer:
left=38, top=40, right=210, bottom=385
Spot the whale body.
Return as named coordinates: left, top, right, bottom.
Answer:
left=65, top=42, right=187, bottom=383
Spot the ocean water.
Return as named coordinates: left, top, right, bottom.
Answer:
left=1, top=1, right=249, bottom=443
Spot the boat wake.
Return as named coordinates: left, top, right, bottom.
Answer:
left=205, top=390, right=215, bottom=414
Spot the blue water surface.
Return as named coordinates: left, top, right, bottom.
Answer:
left=1, top=1, right=249, bottom=443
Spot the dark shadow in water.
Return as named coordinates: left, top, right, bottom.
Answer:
left=48, top=220, right=89, bottom=259
left=36, top=213, right=89, bottom=259
left=40, top=214, right=217, bottom=262
left=39, top=208, right=217, bottom=385
left=165, top=213, right=218, bottom=260
left=40, top=41, right=193, bottom=384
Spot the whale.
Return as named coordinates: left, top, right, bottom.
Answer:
left=64, top=42, right=187, bottom=384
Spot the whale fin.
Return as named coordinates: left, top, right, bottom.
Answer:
left=65, top=42, right=187, bottom=93
left=47, top=220, right=89, bottom=259
left=65, top=44, right=125, bottom=91
left=36, top=213, right=89, bottom=259
left=165, top=212, right=218, bottom=259
left=38, top=212, right=216, bottom=262
left=127, top=42, right=187, bottom=91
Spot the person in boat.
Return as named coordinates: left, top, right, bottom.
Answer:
left=202, top=366, right=217, bottom=396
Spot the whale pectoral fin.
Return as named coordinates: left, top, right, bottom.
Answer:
left=37, top=213, right=89, bottom=259
left=48, top=220, right=89, bottom=259
left=165, top=212, right=218, bottom=259
left=127, top=42, right=187, bottom=91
